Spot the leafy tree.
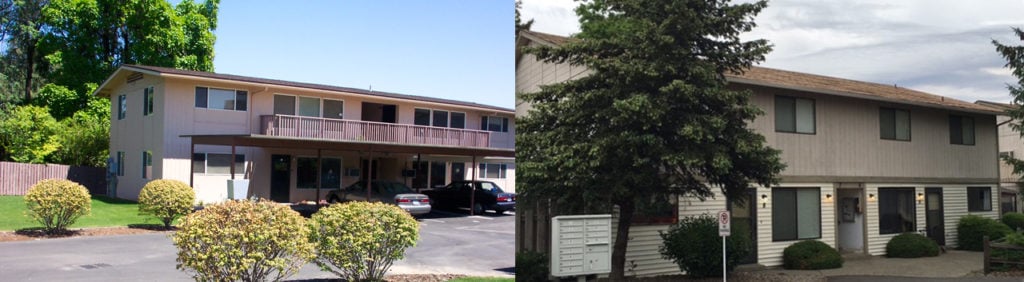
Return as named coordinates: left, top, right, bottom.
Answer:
left=515, top=0, right=533, bottom=36
left=0, top=105, right=59, bottom=163
left=31, top=83, right=79, bottom=120
left=517, top=0, right=783, bottom=279
left=1, top=0, right=48, bottom=102
left=996, top=28, right=1024, bottom=178
left=50, top=101, right=109, bottom=167
left=38, top=0, right=218, bottom=95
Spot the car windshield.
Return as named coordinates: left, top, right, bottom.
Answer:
left=478, top=182, right=504, bottom=193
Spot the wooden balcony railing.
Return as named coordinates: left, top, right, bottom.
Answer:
left=260, top=115, right=507, bottom=148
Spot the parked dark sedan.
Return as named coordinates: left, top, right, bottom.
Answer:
left=423, top=180, right=515, bottom=214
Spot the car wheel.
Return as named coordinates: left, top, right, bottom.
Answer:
left=473, top=203, right=484, bottom=215
left=329, top=195, right=340, bottom=204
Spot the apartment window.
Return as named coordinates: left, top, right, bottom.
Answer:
left=880, top=108, right=910, bottom=141
left=1001, top=151, right=1015, bottom=159
left=273, top=95, right=296, bottom=115
left=478, top=163, right=508, bottom=179
left=294, top=157, right=342, bottom=189
left=633, top=194, right=679, bottom=225
left=195, top=86, right=247, bottom=111
left=968, top=187, right=992, bottom=212
left=772, top=188, right=821, bottom=241
left=414, top=108, right=431, bottom=126
left=142, top=151, right=152, bottom=179
left=191, top=153, right=245, bottom=174
left=450, top=112, right=466, bottom=129
left=775, top=96, right=815, bottom=134
left=116, top=151, right=125, bottom=176
left=117, top=95, right=126, bottom=120
left=143, top=86, right=154, bottom=116
left=879, top=188, right=916, bottom=234
left=299, top=97, right=321, bottom=117
left=482, top=116, right=509, bottom=132
left=432, top=110, right=449, bottom=127
left=949, top=115, right=975, bottom=145
left=323, top=99, right=344, bottom=120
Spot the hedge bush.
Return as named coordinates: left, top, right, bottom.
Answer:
left=172, top=200, right=314, bottom=281
left=886, top=233, right=939, bottom=258
left=1003, top=213, right=1024, bottom=232
left=958, top=215, right=1012, bottom=251
left=24, top=179, right=91, bottom=234
left=138, top=179, right=195, bottom=229
left=515, top=250, right=549, bottom=282
left=782, top=240, right=842, bottom=270
left=308, top=201, right=419, bottom=282
left=659, top=214, right=752, bottom=278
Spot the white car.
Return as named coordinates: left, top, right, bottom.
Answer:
left=327, top=180, right=431, bottom=215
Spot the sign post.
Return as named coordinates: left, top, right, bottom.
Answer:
left=718, top=210, right=731, bottom=282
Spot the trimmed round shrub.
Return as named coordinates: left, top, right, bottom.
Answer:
left=659, top=214, right=752, bottom=278
left=958, top=215, right=1012, bottom=251
left=516, top=250, right=549, bottom=282
left=308, top=201, right=419, bottom=282
left=24, top=179, right=91, bottom=234
left=782, top=240, right=842, bottom=270
left=1003, top=213, right=1024, bottom=232
left=172, top=200, right=315, bottom=281
left=886, top=233, right=939, bottom=258
left=138, top=179, right=195, bottom=229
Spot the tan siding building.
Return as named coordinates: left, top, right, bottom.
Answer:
left=98, top=65, right=516, bottom=204
left=517, top=30, right=1001, bottom=277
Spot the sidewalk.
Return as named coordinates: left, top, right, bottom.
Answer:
left=735, top=250, right=1024, bottom=281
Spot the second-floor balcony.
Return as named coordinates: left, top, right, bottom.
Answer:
left=260, top=115, right=514, bottom=149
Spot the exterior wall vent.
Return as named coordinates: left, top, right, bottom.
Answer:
left=126, top=72, right=143, bottom=84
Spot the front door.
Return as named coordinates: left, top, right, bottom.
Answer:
left=451, top=163, right=465, bottom=182
left=926, top=187, right=945, bottom=246
left=361, top=159, right=379, bottom=181
left=729, top=191, right=757, bottom=264
left=270, top=155, right=290, bottom=202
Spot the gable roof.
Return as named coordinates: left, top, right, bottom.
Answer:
left=975, top=100, right=1014, bottom=113
left=516, top=30, right=1000, bottom=115
left=94, top=64, right=514, bottom=114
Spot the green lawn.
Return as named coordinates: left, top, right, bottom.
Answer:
left=0, top=195, right=162, bottom=231
left=447, top=277, right=514, bottom=282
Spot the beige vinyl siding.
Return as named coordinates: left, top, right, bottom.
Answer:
left=514, top=41, right=590, bottom=117
left=745, top=86, right=998, bottom=181
left=755, top=184, right=836, bottom=266
left=109, top=74, right=166, bottom=200
left=864, top=184, right=999, bottom=256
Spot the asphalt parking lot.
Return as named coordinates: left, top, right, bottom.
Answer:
left=0, top=210, right=515, bottom=281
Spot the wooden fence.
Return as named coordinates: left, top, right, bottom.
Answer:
left=0, top=161, right=107, bottom=196
left=983, top=235, right=1024, bottom=274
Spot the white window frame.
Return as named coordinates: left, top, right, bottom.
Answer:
left=482, top=116, right=509, bottom=132
left=274, top=93, right=343, bottom=119
left=142, top=151, right=152, bottom=179
left=117, top=94, right=127, bottom=120
left=192, top=153, right=246, bottom=175
left=143, top=86, right=155, bottom=116
left=116, top=151, right=125, bottom=176
left=478, top=163, right=508, bottom=179
left=414, top=107, right=463, bottom=128
left=322, top=98, right=345, bottom=119
left=195, top=85, right=248, bottom=112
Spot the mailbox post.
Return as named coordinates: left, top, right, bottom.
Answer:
left=551, top=214, right=612, bottom=281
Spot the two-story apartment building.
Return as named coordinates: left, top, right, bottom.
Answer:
left=93, top=65, right=515, bottom=205
left=516, top=30, right=1002, bottom=276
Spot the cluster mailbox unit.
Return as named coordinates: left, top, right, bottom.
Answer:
left=551, top=214, right=612, bottom=279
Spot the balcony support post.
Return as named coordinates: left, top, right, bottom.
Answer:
left=470, top=155, right=477, bottom=216
left=189, top=141, right=194, bottom=187
left=367, top=148, right=374, bottom=200
left=316, top=148, right=322, bottom=205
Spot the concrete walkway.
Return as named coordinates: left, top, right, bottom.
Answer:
left=741, top=250, right=1020, bottom=281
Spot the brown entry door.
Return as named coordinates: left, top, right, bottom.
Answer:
left=729, top=191, right=757, bottom=264
left=926, top=188, right=945, bottom=246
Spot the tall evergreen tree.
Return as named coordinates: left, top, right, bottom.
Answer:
left=995, top=28, right=1024, bottom=178
left=517, top=0, right=783, bottom=279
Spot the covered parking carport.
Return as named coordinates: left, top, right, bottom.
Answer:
left=182, top=134, right=515, bottom=215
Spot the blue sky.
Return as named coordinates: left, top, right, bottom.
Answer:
left=211, top=1, right=513, bottom=109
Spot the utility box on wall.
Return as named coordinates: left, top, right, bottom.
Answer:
left=550, top=214, right=612, bottom=277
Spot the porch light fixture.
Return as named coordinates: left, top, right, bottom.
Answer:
left=825, top=193, right=833, bottom=202
left=917, top=192, right=924, bottom=203
left=868, top=193, right=875, bottom=202
left=761, top=193, right=768, bottom=208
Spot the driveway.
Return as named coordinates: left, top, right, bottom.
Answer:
left=0, top=210, right=514, bottom=281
